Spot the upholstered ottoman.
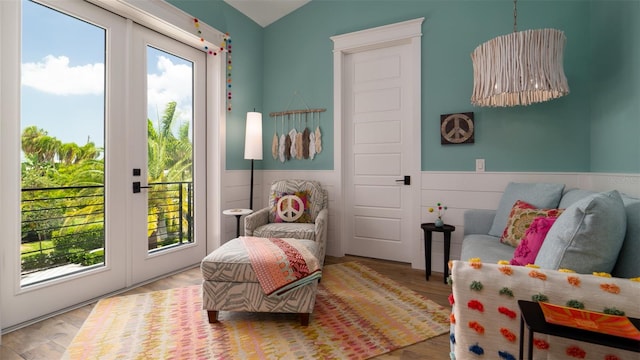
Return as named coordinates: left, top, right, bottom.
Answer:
left=200, top=237, right=321, bottom=326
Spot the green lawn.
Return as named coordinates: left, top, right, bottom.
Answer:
left=21, top=240, right=55, bottom=257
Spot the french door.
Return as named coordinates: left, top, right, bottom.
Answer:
left=0, top=0, right=208, bottom=330
left=129, top=23, right=207, bottom=284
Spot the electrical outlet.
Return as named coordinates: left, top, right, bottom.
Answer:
left=476, top=159, right=485, bottom=172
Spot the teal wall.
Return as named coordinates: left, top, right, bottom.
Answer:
left=170, top=0, right=640, bottom=174
left=589, top=1, right=640, bottom=173
left=167, top=0, right=265, bottom=170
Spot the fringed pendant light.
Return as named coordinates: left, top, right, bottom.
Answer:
left=471, top=0, right=569, bottom=107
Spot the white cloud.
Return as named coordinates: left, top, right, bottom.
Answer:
left=22, top=55, right=104, bottom=95
left=147, top=56, right=193, bottom=128
left=21, top=54, right=193, bottom=133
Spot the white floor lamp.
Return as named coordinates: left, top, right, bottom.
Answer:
left=244, top=111, right=263, bottom=209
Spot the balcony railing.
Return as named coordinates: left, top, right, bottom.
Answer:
left=146, top=181, right=194, bottom=251
left=21, top=181, right=193, bottom=278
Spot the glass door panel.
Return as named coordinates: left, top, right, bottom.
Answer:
left=146, top=47, right=194, bottom=253
left=20, top=0, right=106, bottom=286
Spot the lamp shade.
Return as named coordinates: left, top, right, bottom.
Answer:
left=471, top=29, right=570, bottom=107
left=244, top=111, right=263, bottom=160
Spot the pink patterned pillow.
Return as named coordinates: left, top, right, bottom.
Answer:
left=500, top=200, right=563, bottom=247
left=510, top=217, right=558, bottom=266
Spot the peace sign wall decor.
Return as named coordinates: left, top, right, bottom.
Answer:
left=440, top=112, right=475, bottom=145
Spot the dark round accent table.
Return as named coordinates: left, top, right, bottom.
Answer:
left=420, top=223, right=456, bottom=283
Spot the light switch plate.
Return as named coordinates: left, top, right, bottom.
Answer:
left=476, top=159, right=485, bottom=172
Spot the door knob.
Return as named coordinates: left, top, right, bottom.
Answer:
left=395, top=175, right=411, bottom=185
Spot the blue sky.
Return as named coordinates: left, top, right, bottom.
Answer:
left=21, top=0, right=193, bottom=150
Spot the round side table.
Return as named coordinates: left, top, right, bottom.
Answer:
left=420, top=222, right=456, bottom=283
left=223, top=208, right=253, bottom=238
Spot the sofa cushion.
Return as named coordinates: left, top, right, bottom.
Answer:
left=500, top=200, right=563, bottom=247
left=612, top=195, right=640, bottom=278
left=463, top=209, right=496, bottom=236
left=510, top=216, right=557, bottom=266
left=558, top=188, right=596, bottom=208
left=535, top=190, right=626, bottom=274
left=459, top=234, right=515, bottom=264
left=488, top=182, right=565, bottom=237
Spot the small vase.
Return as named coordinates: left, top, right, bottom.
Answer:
left=434, top=218, right=444, bottom=227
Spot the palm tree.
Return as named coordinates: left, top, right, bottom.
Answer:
left=147, top=102, right=192, bottom=180
left=21, top=126, right=106, bottom=269
left=146, top=101, right=193, bottom=246
left=57, top=142, right=79, bottom=165
left=76, top=142, right=100, bottom=163
left=21, top=126, right=60, bottom=164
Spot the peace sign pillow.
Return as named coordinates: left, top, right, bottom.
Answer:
left=273, top=191, right=312, bottom=223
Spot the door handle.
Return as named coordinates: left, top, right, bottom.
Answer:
left=395, top=175, right=410, bottom=185
left=132, top=181, right=152, bottom=193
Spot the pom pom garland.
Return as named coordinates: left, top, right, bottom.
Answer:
left=192, top=18, right=232, bottom=111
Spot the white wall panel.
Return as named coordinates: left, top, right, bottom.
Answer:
left=355, top=121, right=400, bottom=144
left=354, top=55, right=400, bottom=82
left=220, top=170, right=262, bottom=243
left=354, top=154, right=401, bottom=175
left=354, top=185, right=401, bottom=208
left=354, top=87, right=400, bottom=113
left=354, top=216, right=400, bottom=241
left=577, top=173, right=640, bottom=196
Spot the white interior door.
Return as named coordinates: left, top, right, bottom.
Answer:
left=129, top=24, right=207, bottom=284
left=344, top=43, right=418, bottom=263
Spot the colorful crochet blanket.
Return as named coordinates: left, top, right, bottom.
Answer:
left=450, top=260, right=640, bottom=360
left=241, top=236, right=322, bottom=297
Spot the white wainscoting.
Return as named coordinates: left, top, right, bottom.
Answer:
left=217, top=170, right=639, bottom=275
left=218, top=170, right=261, bottom=244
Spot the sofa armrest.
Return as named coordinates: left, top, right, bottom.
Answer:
left=314, top=208, right=329, bottom=265
left=450, top=260, right=640, bottom=359
left=243, top=207, right=269, bottom=236
left=463, top=209, right=496, bottom=235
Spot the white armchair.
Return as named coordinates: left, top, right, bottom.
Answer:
left=244, top=179, right=328, bottom=265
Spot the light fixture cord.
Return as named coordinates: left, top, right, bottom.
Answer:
left=513, top=0, right=518, bottom=32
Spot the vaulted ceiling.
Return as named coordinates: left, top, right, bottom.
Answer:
left=224, top=0, right=310, bottom=27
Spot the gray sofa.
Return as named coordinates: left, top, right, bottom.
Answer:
left=459, top=183, right=639, bottom=278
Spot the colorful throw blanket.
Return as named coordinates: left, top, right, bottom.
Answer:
left=241, top=236, right=322, bottom=297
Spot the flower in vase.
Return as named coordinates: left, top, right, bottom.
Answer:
left=428, top=202, right=448, bottom=220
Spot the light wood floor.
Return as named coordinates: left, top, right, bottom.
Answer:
left=0, top=255, right=452, bottom=359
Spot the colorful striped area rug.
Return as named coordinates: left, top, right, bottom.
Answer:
left=63, top=262, right=450, bottom=359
